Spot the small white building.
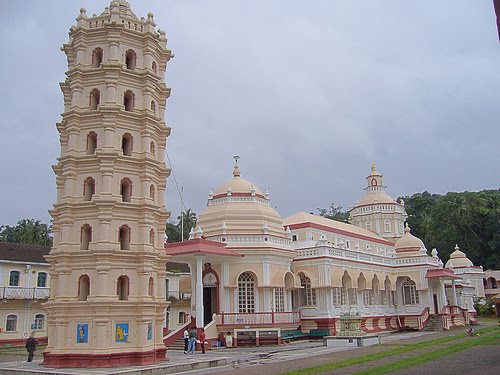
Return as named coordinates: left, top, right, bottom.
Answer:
left=0, top=243, right=50, bottom=346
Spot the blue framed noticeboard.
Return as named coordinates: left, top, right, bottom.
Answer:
left=147, top=322, right=153, bottom=340
left=115, top=323, right=129, bottom=342
left=76, top=323, right=88, bottom=343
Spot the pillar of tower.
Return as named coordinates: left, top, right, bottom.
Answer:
left=43, top=1, right=173, bottom=368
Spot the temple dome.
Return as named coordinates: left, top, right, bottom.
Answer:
left=198, top=158, right=286, bottom=242
left=394, top=224, right=425, bottom=253
left=357, top=191, right=395, bottom=205
left=445, top=244, right=473, bottom=268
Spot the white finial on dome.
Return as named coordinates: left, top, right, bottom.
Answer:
left=208, top=189, right=214, bottom=199
left=226, top=186, right=232, bottom=196
left=233, top=155, right=241, bottom=178
left=250, top=185, right=256, bottom=196
left=404, top=223, right=411, bottom=234
left=455, top=244, right=460, bottom=251
left=285, top=226, right=292, bottom=239
left=188, top=227, right=195, bottom=240
left=264, top=189, right=269, bottom=199
left=431, top=248, right=438, bottom=258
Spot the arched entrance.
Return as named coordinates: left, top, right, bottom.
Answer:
left=202, top=268, right=219, bottom=325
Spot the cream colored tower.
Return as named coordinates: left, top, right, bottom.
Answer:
left=44, top=1, right=172, bottom=368
left=349, top=164, right=407, bottom=242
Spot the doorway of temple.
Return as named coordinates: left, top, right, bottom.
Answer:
left=203, top=270, right=219, bottom=325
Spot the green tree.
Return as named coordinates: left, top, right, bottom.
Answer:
left=317, top=203, right=350, bottom=223
left=402, top=189, right=500, bottom=269
left=178, top=208, right=197, bottom=240
left=164, top=209, right=197, bottom=243
left=0, top=218, right=52, bottom=246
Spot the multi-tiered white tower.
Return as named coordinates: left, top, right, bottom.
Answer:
left=44, top=1, right=172, bottom=367
left=349, top=164, right=407, bottom=243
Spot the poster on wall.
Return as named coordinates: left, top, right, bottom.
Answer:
left=147, top=322, right=153, bottom=340
left=76, top=323, right=88, bottom=343
left=115, top=323, right=129, bottom=342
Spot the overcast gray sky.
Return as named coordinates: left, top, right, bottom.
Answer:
left=0, top=0, right=499, bottom=227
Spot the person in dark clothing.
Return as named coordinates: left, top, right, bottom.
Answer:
left=26, top=332, right=37, bottom=362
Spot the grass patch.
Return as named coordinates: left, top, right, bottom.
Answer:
left=281, top=327, right=498, bottom=375
left=353, top=327, right=500, bottom=375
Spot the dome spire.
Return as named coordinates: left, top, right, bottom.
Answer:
left=371, top=163, right=377, bottom=172
left=233, top=155, right=241, bottom=178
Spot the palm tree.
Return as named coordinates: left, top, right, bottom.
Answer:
left=177, top=209, right=197, bottom=241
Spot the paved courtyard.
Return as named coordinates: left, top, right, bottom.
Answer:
left=0, top=322, right=498, bottom=375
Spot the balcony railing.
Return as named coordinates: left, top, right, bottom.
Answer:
left=0, top=287, right=50, bottom=300
left=166, top=291, right=191, bottom=301
left=217, top=311, right=300, bottom=326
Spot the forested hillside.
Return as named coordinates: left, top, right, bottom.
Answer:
left=401, top=190, right=500, bottom=270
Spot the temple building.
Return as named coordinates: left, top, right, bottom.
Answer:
left=43, top=1, right=172, bottom=367
left=165, top=161, right=485, bottom=346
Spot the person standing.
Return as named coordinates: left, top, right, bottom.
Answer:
left=187, top=327, right=197, bottom=354
left=183, top=327, right=189, bottom=354
left=26, top=332, right=37, bottom=362
left=199, top=328, right=206, bottom=354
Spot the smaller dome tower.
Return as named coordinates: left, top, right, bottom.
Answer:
left=349, top=164, right=407, bottom=243
left=197, top=157, right=289, bottom=247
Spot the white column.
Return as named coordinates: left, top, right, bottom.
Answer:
left=195, top=256, right=204, bottom=328
left=222, top=263, right=230, bottom=312
left=451, top=280, right=458, bottom=305
left=439, top=279, right=447, bottom=310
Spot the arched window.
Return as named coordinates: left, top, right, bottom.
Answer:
left=84, top=177, right=95, bottom=201
left=34, top=314, right=45, bottom=330
left=384, top=277, right=394, bottom=305
left=371, top=178, right=377, bottom=186
left=125, top=50, right=136, bottom=70
left=371, top=276, right=380, bottom=305
left=402, top=278, right=419, bottom=305
left=149, top=142, right=156, bottom=158
left=90, top=89, right=100, bottom=110
left=37, top=272, right=48, bottom=288
left=152, top=61, right=157, bottom=74
left=366, top=221, right=372, bottom=231
left=150, top=100, right=156, bottom=115
left=120, top=178, right=132, bottom=202
left=119, top=225, right=130, bottom=250
left=299, top=273, right=316, bottom=306
left=384, top=219, right=391, bottom=233
left=238, top=272, right=255, bottom=313
left=122, top=133, right=133, bottom=156
left=149, top=228, right=155, bottom=244
left=148, top=277, right=154, bottom=296
left=92, top=47, right=103, bottom=67
left=489, top=277, right=497, bottom=289
left=149, top=184, right=155, bottom=201
left=86, top=132, right=97, bottom=154
left=81, top=224, right=92, bottom=250
left=6, top=315, right=17, bottom=332
left=178, top=311, right=185, bottom=324
left=341, top=271, right=352, bottom=305
left=123, top=90, right=134, bottom=111
left=78, top=275, right=90, bottom=301
left=117, top=275, right=129, bottom=300
left=9, top=271, right=20, bottom=286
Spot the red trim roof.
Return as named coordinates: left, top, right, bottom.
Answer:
left=288, top=222, right=394, bottom=246
left=165, top=238, right=243, bottom=257
left=425, top=268, right=461, bottom=279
